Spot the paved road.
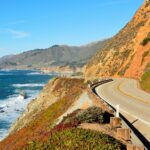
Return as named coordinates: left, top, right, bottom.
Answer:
left=95, top=78, right=150, bottom=125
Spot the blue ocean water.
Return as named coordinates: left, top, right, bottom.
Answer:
left=0, top=70, right=55, bottom=140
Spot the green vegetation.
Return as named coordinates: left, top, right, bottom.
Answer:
left=111, top=65, right=119, bottom=76
left=141, top=37, right=150, bottom=46
left=114, top=50, right=119, bottom=56
left=25, top=107, right=117, bottom=149
left=0, top=78, right=86, bottom=149
left=140, top=69, right=150, bottom=92
left=118, top=64, right=130, bottom=76
left=121, top=49, right=131, bottom=59
left=118, top=54, right=134, bottom=76
left=61, top=106, right=112, bottom=125
left=136, top=21, right=145, bottom=28
left=26, top=128, right=126, bottom=150
left=76, top=106, right=105, bottom=124
left=109, top=49, right=132, bottom=76
left=0, top=75, right=125, bottom=150
left=141, top=51, right=149, bottom=65
left=72, top=72, right=83, bottom=77
left=141, top=33, right=150, bottom=46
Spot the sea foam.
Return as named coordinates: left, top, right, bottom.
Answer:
left=0, top=90, right=39, bottom=141
left=12, top=83, right=45, bottom=88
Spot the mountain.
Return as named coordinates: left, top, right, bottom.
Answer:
left=0, top=40, right=108, bottom=70
left=85, top=0, right=150, bottom=81
left=0, top=55, right=14, bottom=63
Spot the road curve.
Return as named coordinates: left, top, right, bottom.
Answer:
left=95, top=78, right=150, bottom=125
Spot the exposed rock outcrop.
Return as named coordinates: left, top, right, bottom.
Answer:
left=85, top=2, right=150, bottom=80
left=9, top=77, right=86, bottom=135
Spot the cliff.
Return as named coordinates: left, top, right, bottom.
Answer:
left=0, top=77, right=126, bottom=150
left=85, top=1, right=150, bottom=81
left=0, top=77, right=87, bottom=149
left=1, top=2, right=149, bottom=149
left=9, top=77, right=86, bottom=134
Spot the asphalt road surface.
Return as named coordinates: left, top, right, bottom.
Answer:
left=95, top=78, right=150, bottom=126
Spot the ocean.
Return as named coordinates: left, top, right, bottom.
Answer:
left=0, top=70, right=55, bottom=141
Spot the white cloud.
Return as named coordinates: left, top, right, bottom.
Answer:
left=6, top=29, right=30, bottom=38
left=8, top=20, right=27, bottom=25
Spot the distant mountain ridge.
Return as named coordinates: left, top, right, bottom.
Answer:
left=0, top=40, right=108, bottom=70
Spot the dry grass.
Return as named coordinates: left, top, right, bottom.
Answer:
left=0, top=78, right=86, bottom=150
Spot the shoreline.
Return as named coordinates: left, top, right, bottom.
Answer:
left=0, top=70, right=54, bottom=141
left=0, top=89, right=41, bottom=141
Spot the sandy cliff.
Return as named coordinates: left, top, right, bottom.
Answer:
left=85, top=1, right=150, bottom=80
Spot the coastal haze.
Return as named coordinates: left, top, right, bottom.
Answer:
left=0, top=0, right=150, bottom=150
left=0, top=40, right=108, bottom=70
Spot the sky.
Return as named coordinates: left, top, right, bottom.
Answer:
left=0, top=0, right=143, bottom=57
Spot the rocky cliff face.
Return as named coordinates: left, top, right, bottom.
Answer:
left=9, top=77, right=86, bottom=135
left=85, top=2, right=150, bottom=80
left=0, top=77, right=87, bottom=149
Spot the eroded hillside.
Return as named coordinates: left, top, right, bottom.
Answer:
left=85, top=1, right=150, bottom=81
left=0, top=78, right=126, bottom=150
left=0, top=78, right=87, bottom=149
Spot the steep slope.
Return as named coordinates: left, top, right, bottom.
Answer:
left=0, top=78, right=87, bottom=149
left=85, top=1, right=150, bottom=80
left=0, top=40, right=108, bottom=70
left=0, top=78, right=125, bottom=150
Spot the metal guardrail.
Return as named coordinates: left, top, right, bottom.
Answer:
left=89, top=79, right=150, bottom=150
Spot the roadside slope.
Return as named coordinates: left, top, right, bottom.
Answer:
left=85, top=1, right=150, bottom=81
left=0, top=77, right=126, bottom=150
left=0, top=77, right=86, bottom=149
left=95, top=78, right=150, bottom=141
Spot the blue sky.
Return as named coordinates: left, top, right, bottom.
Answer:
left=0, top=0, right=143, bottom=57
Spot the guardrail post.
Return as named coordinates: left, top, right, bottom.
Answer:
left=89, top=80, right=148, bottom=149
left=127, top=144, right=145, bottom=150
left=110, top=117, right=121, bottom=128
left=116, top=128, right=131, bottom=141
left=116, top=104, right=120, bottom=117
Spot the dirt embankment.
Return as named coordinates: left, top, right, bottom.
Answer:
left=85, top=2, right=150, bottom=81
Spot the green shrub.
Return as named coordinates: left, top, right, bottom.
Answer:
left=141, top=37, right=150, bottom=46
left=26, top=128, right=126, bottom=150
left=118, top=54, right=134, bottom=76
left=141, top=51, right=149, bottom=65
left=72, top=72, right=83, bottom=77
left=121, top=49, right=131, bottom=58
left=141, top=33, right=150, bottom=46
left=59, top=106, right=113, bottom=127
left=140, top=70, right=150, bottom=91
left=61, top=109, right=81, bottom=124
left=114, top=50, right=119, bottom=56
left=76, top=106, right=105, bottom=124
left=118, top=64, right=130, bottom=76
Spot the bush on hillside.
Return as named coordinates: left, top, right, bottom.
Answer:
left=76, top=106, right=105, bottom=124
left=141, top=51, right=149, bottom=65
left=141, top=33, right=150, bottom=46
left=26, top=128, right=126, bottom=150
left=141, top=37, right=150, bottom=46
left=140, top=69, right=150, bottom=91
left=59, top=106, right=112, bottom=127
